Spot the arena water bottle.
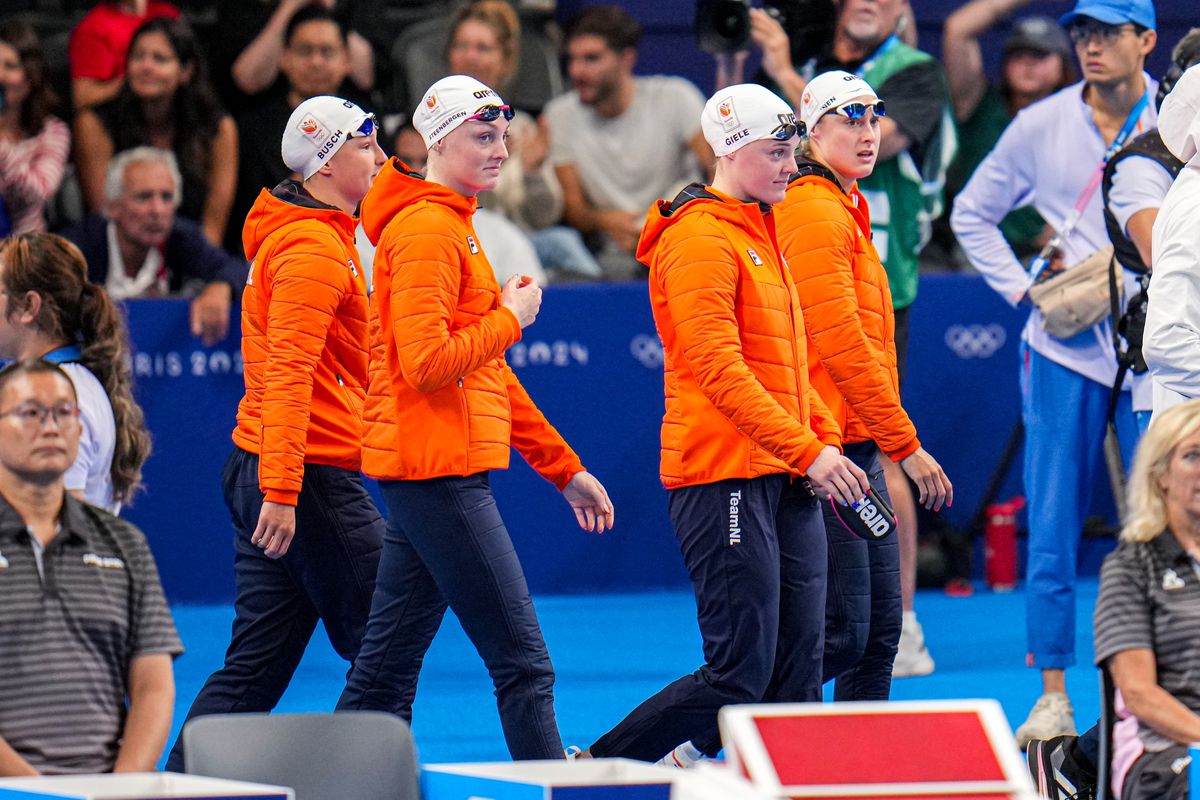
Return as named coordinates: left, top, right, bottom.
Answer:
left=985, top=497, right=1024, bottom=591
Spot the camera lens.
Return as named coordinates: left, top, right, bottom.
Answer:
left=695, top=0, right=752, bottom=55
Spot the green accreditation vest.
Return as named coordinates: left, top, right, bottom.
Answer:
left=857, top=43, right=957, bottom=310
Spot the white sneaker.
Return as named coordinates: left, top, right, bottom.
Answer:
left=657, top=741, right=705, bottom=768
left=1015, top=692, right=1077, bottom=749
left=892, top=615, right=935, bottom=678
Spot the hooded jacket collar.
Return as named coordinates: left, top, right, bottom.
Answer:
left=241, top=179, right=358, bottom=262
left=361, top=158, right=479, bottom=246
left=787, top=157, right=872, bottom=235
left=638, top=182, right=775, bottom=264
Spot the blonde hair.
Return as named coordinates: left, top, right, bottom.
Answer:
left=1122, top=399, right=1200, bottom=542
left=447, top=1, right=521, bottom=90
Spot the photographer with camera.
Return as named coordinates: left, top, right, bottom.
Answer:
left=707, top=0, right=954, bottom=680
left=1102, top=31, right=1200, bottom=426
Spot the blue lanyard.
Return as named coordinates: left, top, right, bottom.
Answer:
left=1106, top=90, right=1150, bottom=160
left=41, top=344, right=83, bottom=364
left=854, top=34, right=900, bottom=78
left=1028, top=88, right=1152, bottom=282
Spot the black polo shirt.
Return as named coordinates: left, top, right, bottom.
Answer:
left=0, top=493, right=183, bottom=774
left=1094, top=531, right=1200, bottom=751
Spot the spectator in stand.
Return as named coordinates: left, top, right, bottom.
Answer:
left=1090, top=399, right=1200, bottom=800
left=230, top=6, right=362, bottom=254
left=68, top=0, right=180, bottom=110
left=392, top=122, right=426, bottom=172
left=74, top=18, right=238, bottom=251
left=742, top=0, right=956, bottom=681
left=952, top=0, right=1157, bottom=748
left=61, top=148, right=245, bottom=347
left=0, top=21, right=70, bottom=235
left=544, top=5, right=712, bottom=280
left=0, top=358, right=181, bottom=776
left=446, top=1, right=600, bottom=280
left=941, top=5, right=1075, bottom=261
left=0, top=233, right=152, bottom=515
left=209, top=0, right=375, bottom=116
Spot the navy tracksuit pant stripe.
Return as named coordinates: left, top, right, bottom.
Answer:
left=821, top=441, right=901, bottom=700
left=590, top=474, right=826, bottom=761
left=336, top=473, right=562, bottom=761
left=165, top=448, right=384, bottom=771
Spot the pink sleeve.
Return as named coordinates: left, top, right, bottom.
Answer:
left=0, top=118, right=70, bottom=206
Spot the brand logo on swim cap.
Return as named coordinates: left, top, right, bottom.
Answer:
left=424, top=92, right=439, bottom=110
left=299, top=117, right=319, bottom=135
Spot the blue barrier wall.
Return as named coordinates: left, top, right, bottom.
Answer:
left=121, top=274, right=1086, bottom=605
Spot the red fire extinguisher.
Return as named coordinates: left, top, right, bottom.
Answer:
left=985, top=496, right=1025, bottom=591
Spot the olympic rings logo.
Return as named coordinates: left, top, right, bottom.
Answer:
left=630, top=334, right=664, bottom=369
left=944, top=324, right=1007, bottom=359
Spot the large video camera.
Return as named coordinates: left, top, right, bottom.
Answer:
left=694, top=0, right=837, bottom=62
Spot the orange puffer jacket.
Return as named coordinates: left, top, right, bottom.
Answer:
left=360, top=159, right=584, bottom=488
left=641, top=183, right=842, bottom=489
left=233, top=181, right=370, bottom=505
left=777, top=163, right=920, bottom=462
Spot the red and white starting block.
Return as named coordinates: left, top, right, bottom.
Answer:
left=718, top=699, right=1039, bottom=800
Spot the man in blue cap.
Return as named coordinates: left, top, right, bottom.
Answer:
left=952, top=0, right=1156, bottom=789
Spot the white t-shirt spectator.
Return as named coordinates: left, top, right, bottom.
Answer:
left=544, top=75, right=705, bottom=215
left=61, top=362, right=118, bottom=513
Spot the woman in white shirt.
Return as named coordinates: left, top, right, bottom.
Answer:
left=0, top=232, right=150, bottom=513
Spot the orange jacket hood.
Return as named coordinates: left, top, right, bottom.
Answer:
left=243, top=180, right=358, bottom=262
left=638, top=183, right=773, bottom=265
left=361, top=158, right=477, bottom=245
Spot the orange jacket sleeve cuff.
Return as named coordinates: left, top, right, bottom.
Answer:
left=263, top=488, right=300, bottom=506
left=498, top=306, right=522, bottom=341
left=885, top=437, right=922, bottom=463
left=796, top=438, right=828, bottom=475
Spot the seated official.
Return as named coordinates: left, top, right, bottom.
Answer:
left=61, top=147, right=246, bottom=346
left=0, top=359, right=182, bottom=776
left=1093, top=399, right=1200, bottom=800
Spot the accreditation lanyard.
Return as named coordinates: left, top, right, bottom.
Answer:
left=1028, top=90, right=1151, bottom=282
left=41, top=344, right=83, bottom=364
left=853, top=34, right=899, bottom=78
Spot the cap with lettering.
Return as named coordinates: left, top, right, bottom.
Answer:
left=282, top=95, right=373, bottom=180
left=701, top=83, right=799, bottom=158
left=799, top=70, right=879, bottom=131
left=413, top=75, right=507, bottom=147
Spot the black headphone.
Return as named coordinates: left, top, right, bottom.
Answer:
left=1157, top=34, right=1200, bottom=110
